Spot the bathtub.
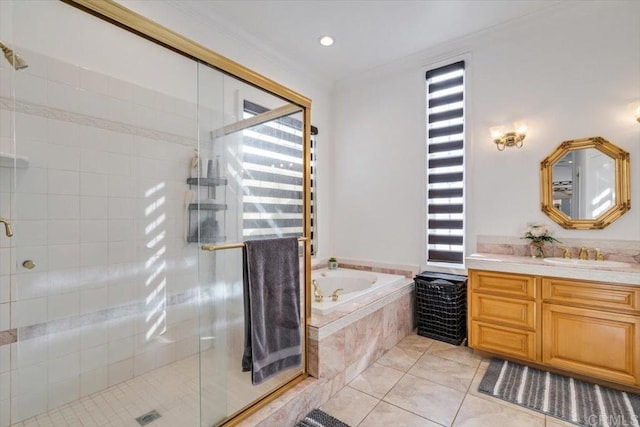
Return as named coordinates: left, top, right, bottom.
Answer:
left=311, top=268, right=406, bottom=315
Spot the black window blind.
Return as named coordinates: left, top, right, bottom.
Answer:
left=426, top=61, right=465, bottom=264
left=242, top=100, right=317, bottom=255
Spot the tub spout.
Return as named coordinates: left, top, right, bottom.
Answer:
left=330, top=288, right=343, bottom=302
left=312, top=279, right=323, bottom=302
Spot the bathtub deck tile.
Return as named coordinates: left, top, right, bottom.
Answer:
left=307, top=339, right=319, bottom=378
left=318, top=329, right=345, bottom=379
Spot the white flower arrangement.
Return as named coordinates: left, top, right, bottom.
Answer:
left=522, top=223, right=561, bottom=244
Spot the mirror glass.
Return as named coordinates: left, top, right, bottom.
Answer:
left=551, top=148, right=615, bottom=219
left=540, top=137, right=630, bottom=229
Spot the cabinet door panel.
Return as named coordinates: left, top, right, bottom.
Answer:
left=470, top=270, right=535, bottom=299
left=471, top=293, right=536, bottom=330
left=543, top=304, right=639, bottom=385
left=470, top=321, right=537, bottom=361
left=542, top=278, right=640, bottom=313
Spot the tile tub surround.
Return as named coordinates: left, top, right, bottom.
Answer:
left=466, top=253, right=640, bottom=285
left=477, top=235, right=640, bottom=265
left=308, top=278, right=415, bottom=384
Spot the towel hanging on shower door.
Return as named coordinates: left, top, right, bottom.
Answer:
left=242, top=237, right=302, bottom=385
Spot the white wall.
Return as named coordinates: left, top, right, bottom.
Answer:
left=331, top=1, right=640, bottom=268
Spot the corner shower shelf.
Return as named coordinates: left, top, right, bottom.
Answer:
left=186, top=174, right=228, bottom=244
left=0, top=152, right=28, bottom=168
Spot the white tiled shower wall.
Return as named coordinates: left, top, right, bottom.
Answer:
left=0, top=48, right=208, bottom=424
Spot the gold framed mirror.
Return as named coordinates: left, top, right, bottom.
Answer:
left=540, top=136, right=630, bottom=229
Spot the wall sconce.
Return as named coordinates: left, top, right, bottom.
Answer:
left=490, top=122, right=528, bottom=151
left=635, top=105, right=640, bottom=124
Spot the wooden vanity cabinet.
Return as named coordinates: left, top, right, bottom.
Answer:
left=541, top=277, right=640, bottom=386
left=468, top=270, right=539, bottom=362
left=542, top=303, right=640, bottom=385
left=468, top=270, right=640, bottom=387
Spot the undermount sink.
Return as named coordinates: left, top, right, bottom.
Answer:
left=543, top=257, right=630, bottom=269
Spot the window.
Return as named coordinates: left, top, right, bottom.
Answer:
left=425, top=61, right=465, bottom=264
left=242, top=100, right=317, bottom=255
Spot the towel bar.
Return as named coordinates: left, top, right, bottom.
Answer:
left=201, top=237, right=308, bottom=252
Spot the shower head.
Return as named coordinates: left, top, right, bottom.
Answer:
left=0, top=41, right=28, bottom=70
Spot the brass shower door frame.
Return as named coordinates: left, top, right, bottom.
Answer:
left=60, top=1, right=313, bottom=425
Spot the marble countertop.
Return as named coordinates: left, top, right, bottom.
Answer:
left=466, top=253, right=640, bottom=286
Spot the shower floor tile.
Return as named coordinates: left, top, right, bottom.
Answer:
left=11, top=356, right=200, bottom=427
left=11, top=347, right=299, bottom=427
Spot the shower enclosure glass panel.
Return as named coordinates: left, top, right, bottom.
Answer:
left=2, top=1, right=213, bottom=425
left=197, top=63, right=306, bottom=425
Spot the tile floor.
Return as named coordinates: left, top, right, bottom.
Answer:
left=320, top=333, right=575, bottom=427
left=11, top=333, right=577, bottom=427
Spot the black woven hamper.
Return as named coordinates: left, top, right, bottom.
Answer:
left=414, top=272, right=468, bottom=346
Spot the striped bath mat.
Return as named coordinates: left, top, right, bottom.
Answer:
left=478, top=359, right=640, bottom=426
left=296, top=409, right=350, bottom=427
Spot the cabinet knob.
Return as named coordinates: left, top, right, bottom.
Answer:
left=22, top=260, right=35, bottom=270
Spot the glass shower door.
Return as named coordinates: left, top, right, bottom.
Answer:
left=195, top=62, right=229, bottom=426
left=197, top=62, right=307, bottom=426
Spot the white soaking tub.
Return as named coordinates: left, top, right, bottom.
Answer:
left=311, top=268, right=406, bottom=315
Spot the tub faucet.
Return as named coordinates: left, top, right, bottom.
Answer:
left=330, top=288, right=343, bottom=302
left=312, top=279, right=323, bottom=302
left=0, top=217, right=12, bottom=237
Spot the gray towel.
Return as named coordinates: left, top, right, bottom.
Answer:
left=241, top=237, right=302, bottom=385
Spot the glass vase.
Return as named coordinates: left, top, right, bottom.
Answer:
left=529, top=241, right=545, bottom=258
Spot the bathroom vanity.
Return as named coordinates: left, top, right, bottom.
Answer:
left=466, top=254, right=640, bottom=389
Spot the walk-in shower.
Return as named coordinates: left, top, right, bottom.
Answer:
left=0, top=1, right=312, bottom=426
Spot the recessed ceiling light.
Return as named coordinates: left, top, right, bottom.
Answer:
left=319, top=35, right=334, bottom=47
